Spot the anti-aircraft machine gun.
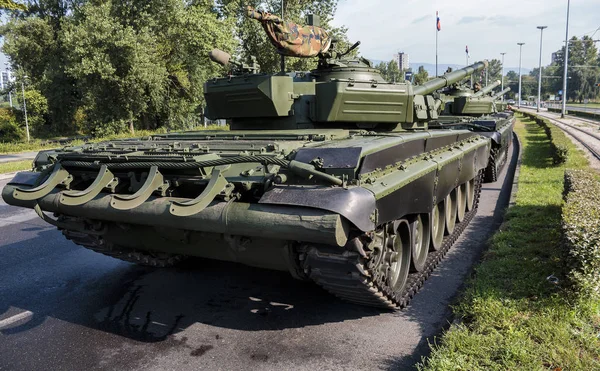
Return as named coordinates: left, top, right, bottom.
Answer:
left=2, top=7, right=493, bottom=309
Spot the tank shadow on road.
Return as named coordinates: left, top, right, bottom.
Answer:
left=0, top=244, right=382, bottom=342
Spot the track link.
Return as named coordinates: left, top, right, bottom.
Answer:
left=62, top=230, right=186, bottom=267
left=303, top=171, right=483, bottom=310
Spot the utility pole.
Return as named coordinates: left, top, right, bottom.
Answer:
left=500, top=52, right=507, bottom=102
left=561, top=0, right=570, bottom=118
left=517, top=43, right=525, bottom=108
left=537, top=26, right=548, bottom=113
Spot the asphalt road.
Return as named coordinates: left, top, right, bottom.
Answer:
left=0, top=152, right=38, bottom=164
left=566, top=105, right=600, bottom=114
left=0, top=141, right=518, bottom=371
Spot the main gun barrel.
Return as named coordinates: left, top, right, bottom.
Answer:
left=412, top=61, right=488, bottom=96
left=473, top=80, right=501, bottom=97
left=492, top=87, right=511, bottom=100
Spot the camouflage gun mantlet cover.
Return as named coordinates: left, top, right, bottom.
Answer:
left=247, top=6, right=331, bottom=58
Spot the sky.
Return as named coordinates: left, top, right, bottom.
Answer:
left=331, top=0, right=600, bottom=70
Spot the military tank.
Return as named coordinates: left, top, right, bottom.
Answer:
left=1, top=10, right=491, bottom=309
left=436, top=77, right=515, bottom=182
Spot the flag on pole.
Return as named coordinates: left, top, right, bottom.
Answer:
left=436, top=11, right=441, bottom=31
left=465, top=45, right=470, bottom=57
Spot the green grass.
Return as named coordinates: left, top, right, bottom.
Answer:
left=418, top=115, right=600, bottom=370
left=0, top=140, right=59, bottom=155
left=0, top=160, right=32, bottom=174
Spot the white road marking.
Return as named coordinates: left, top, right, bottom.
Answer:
left=0, top=211, right=38, bottom=228
left=0, top=310, right=33, bottom=330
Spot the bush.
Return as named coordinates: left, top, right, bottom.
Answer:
left=530, top=115, right=570, bottom=164
left=0, top=108, right=25, bottom=142
left=562, top=170, right=600, bottom=297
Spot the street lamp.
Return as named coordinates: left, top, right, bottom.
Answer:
left=21, top=74, right=30, bottom=142
left=500, top=52, right=507, bottom=102
left=536, top=26, right=548, bottom=113
left=517, top=43, right=525, bottom=108
left=561, top=0, right=570, bottom=118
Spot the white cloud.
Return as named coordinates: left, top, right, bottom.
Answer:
left=331, top=0, right=599, bottom=69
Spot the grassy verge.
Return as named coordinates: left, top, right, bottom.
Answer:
left=0, top=124, right=228, bottom=155
left=418, top=114, right=600, bottom=370
left=0, top=160, right=32, bottom=174
left=0, top=140, right=60, bottom=155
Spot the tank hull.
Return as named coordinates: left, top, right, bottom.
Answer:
left=437, top=112, right=515, bottom=182
left=2, top=129, right=490, bottom=308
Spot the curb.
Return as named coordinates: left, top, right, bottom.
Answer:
left=508, top=130, right=523, bottom=208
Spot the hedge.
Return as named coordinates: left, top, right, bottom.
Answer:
left=519, top=111, right=570, bottom=164
left=563, top=170, right=600, bottom=297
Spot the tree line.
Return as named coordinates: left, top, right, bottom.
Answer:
left=0, top=0, right=349, bottom=141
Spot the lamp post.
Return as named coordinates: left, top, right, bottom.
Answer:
left=536, top=26, right=548, bottom=113
left=561, top=0, right=570, bottom=118
left=517, top=43, right=525, bottom=108
left=500, top=52, right=507, bottom=102
left=21, top=74, right=29, bottom=142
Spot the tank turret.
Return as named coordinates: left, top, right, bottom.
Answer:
left=443, top=81, right=511, bottom=116
left=472, top=80, right=501, bottom=97
left=205, top=43, right=488, bottom=131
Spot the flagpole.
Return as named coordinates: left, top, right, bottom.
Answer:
left=466, top=46, right=471, bottom=88
left=435, top=11, right=438, bottom=77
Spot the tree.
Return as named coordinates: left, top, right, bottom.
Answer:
left=414, top=66, right=429, bottom=85
left=62, top=0, right=237, bottom=134
left=3, top=0, right=237, bottom=136
left=0, top=0, right=25, bottom=11
left=1, top=0, right=84, bottom=134
left=485, top=59, right=502, bottom=84
left=376, top=60, right=402, bottom=83
left=549, top=36, right=599, bottom=102
left=505, top=70, right=519, bottom=99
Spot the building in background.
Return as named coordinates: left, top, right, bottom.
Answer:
left=551, top=52, right=560, bottom=64
left=395, top=52, right=409, bottom=71
left=1, top=70, right=13, bottom=90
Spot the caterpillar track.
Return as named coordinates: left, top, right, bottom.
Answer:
left=302, top=172, right=483, bottom=310
left=63, top=230, right=187, bottom=268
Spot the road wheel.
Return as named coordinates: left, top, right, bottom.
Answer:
left=466, top=178, right=476, bottom=211
left=429, top=201, right=445, bottom=251
left=385, top=220, right=412, bottom=294
left=410, top=214, right=430, bottom=272
left=456, top=184, right=467, bottom=223
left=445, top=189, right=457, bottom=235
